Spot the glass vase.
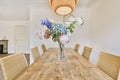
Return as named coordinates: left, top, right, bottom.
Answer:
left=58, top=41, right=66, bottom=61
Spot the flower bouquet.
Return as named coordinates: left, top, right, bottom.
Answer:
left=37, top=17, right=83, bottom=60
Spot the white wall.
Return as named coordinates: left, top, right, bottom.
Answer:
left=0, top=20, right=29, bottom=53
left=30, top=6, right=91, bottom=63
left=90, top=0, right=120, bottom=64
left=0, top=0, right=29, bottom=20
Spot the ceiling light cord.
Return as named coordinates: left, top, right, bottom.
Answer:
left=62, top=13, right=75, bottom=23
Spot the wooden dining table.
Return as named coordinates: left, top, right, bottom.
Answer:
left=15, top=48, right=113, bottom=80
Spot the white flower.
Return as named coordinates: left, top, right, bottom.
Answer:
left=67, top=30, right=71, bottom=37
left=69, top=17, right=75, bottom=22
left=35, top=31, right=44, bottom=40
left=39, top=31, right=45, bottom=40
left=60, top=35, right=69, bottom=44
left=65, top=22, right=71, bottom=26
left=76, top=17, right=83, bottom=25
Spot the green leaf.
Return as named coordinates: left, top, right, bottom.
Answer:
left=52, top=34, right=60, bottom=42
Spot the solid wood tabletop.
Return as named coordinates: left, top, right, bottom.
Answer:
left=15, top=48, right=113, bottom=80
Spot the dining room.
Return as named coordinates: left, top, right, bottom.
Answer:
left=0, top=0, right=120, bottom=80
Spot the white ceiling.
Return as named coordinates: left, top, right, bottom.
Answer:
left=0, top=0, right=96, bottom=21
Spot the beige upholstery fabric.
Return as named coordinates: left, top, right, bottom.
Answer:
left=31, top=47, right=40, bottom=61
left=0, top=63, right=4, bottom=80
left=41, top=44, right=47, bottom=53
left=0, top=53, right=28, bottom=80
left=117, top=68, right=120, bottom=80
left=74, top=44, right=80, bottom=53
left=82, top=46, right=92, bottom=60
left=97, top=52, right=120, bottom=80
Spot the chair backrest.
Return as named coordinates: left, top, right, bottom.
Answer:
left=82, top=46, right=92, bottom=60
left=0, top=53, right=28, bottom=80
left=31, top=47, right=40, bottom=61
left=0, top=64, right=5, bottom=80
left=41, top=44, right=47, bottom=53
left=74, top=44, right=80, bottom=53
left=97, top=52, right=120, bottom=80
left=117, top=68, right=120, bottom=80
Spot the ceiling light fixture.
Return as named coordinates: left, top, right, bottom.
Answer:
left=49, top=0, right=79, bottom=15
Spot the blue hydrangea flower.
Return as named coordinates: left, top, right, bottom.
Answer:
left=53, top=24, right=67, bottom=34
left=41, top=19, right=53, bottom=30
